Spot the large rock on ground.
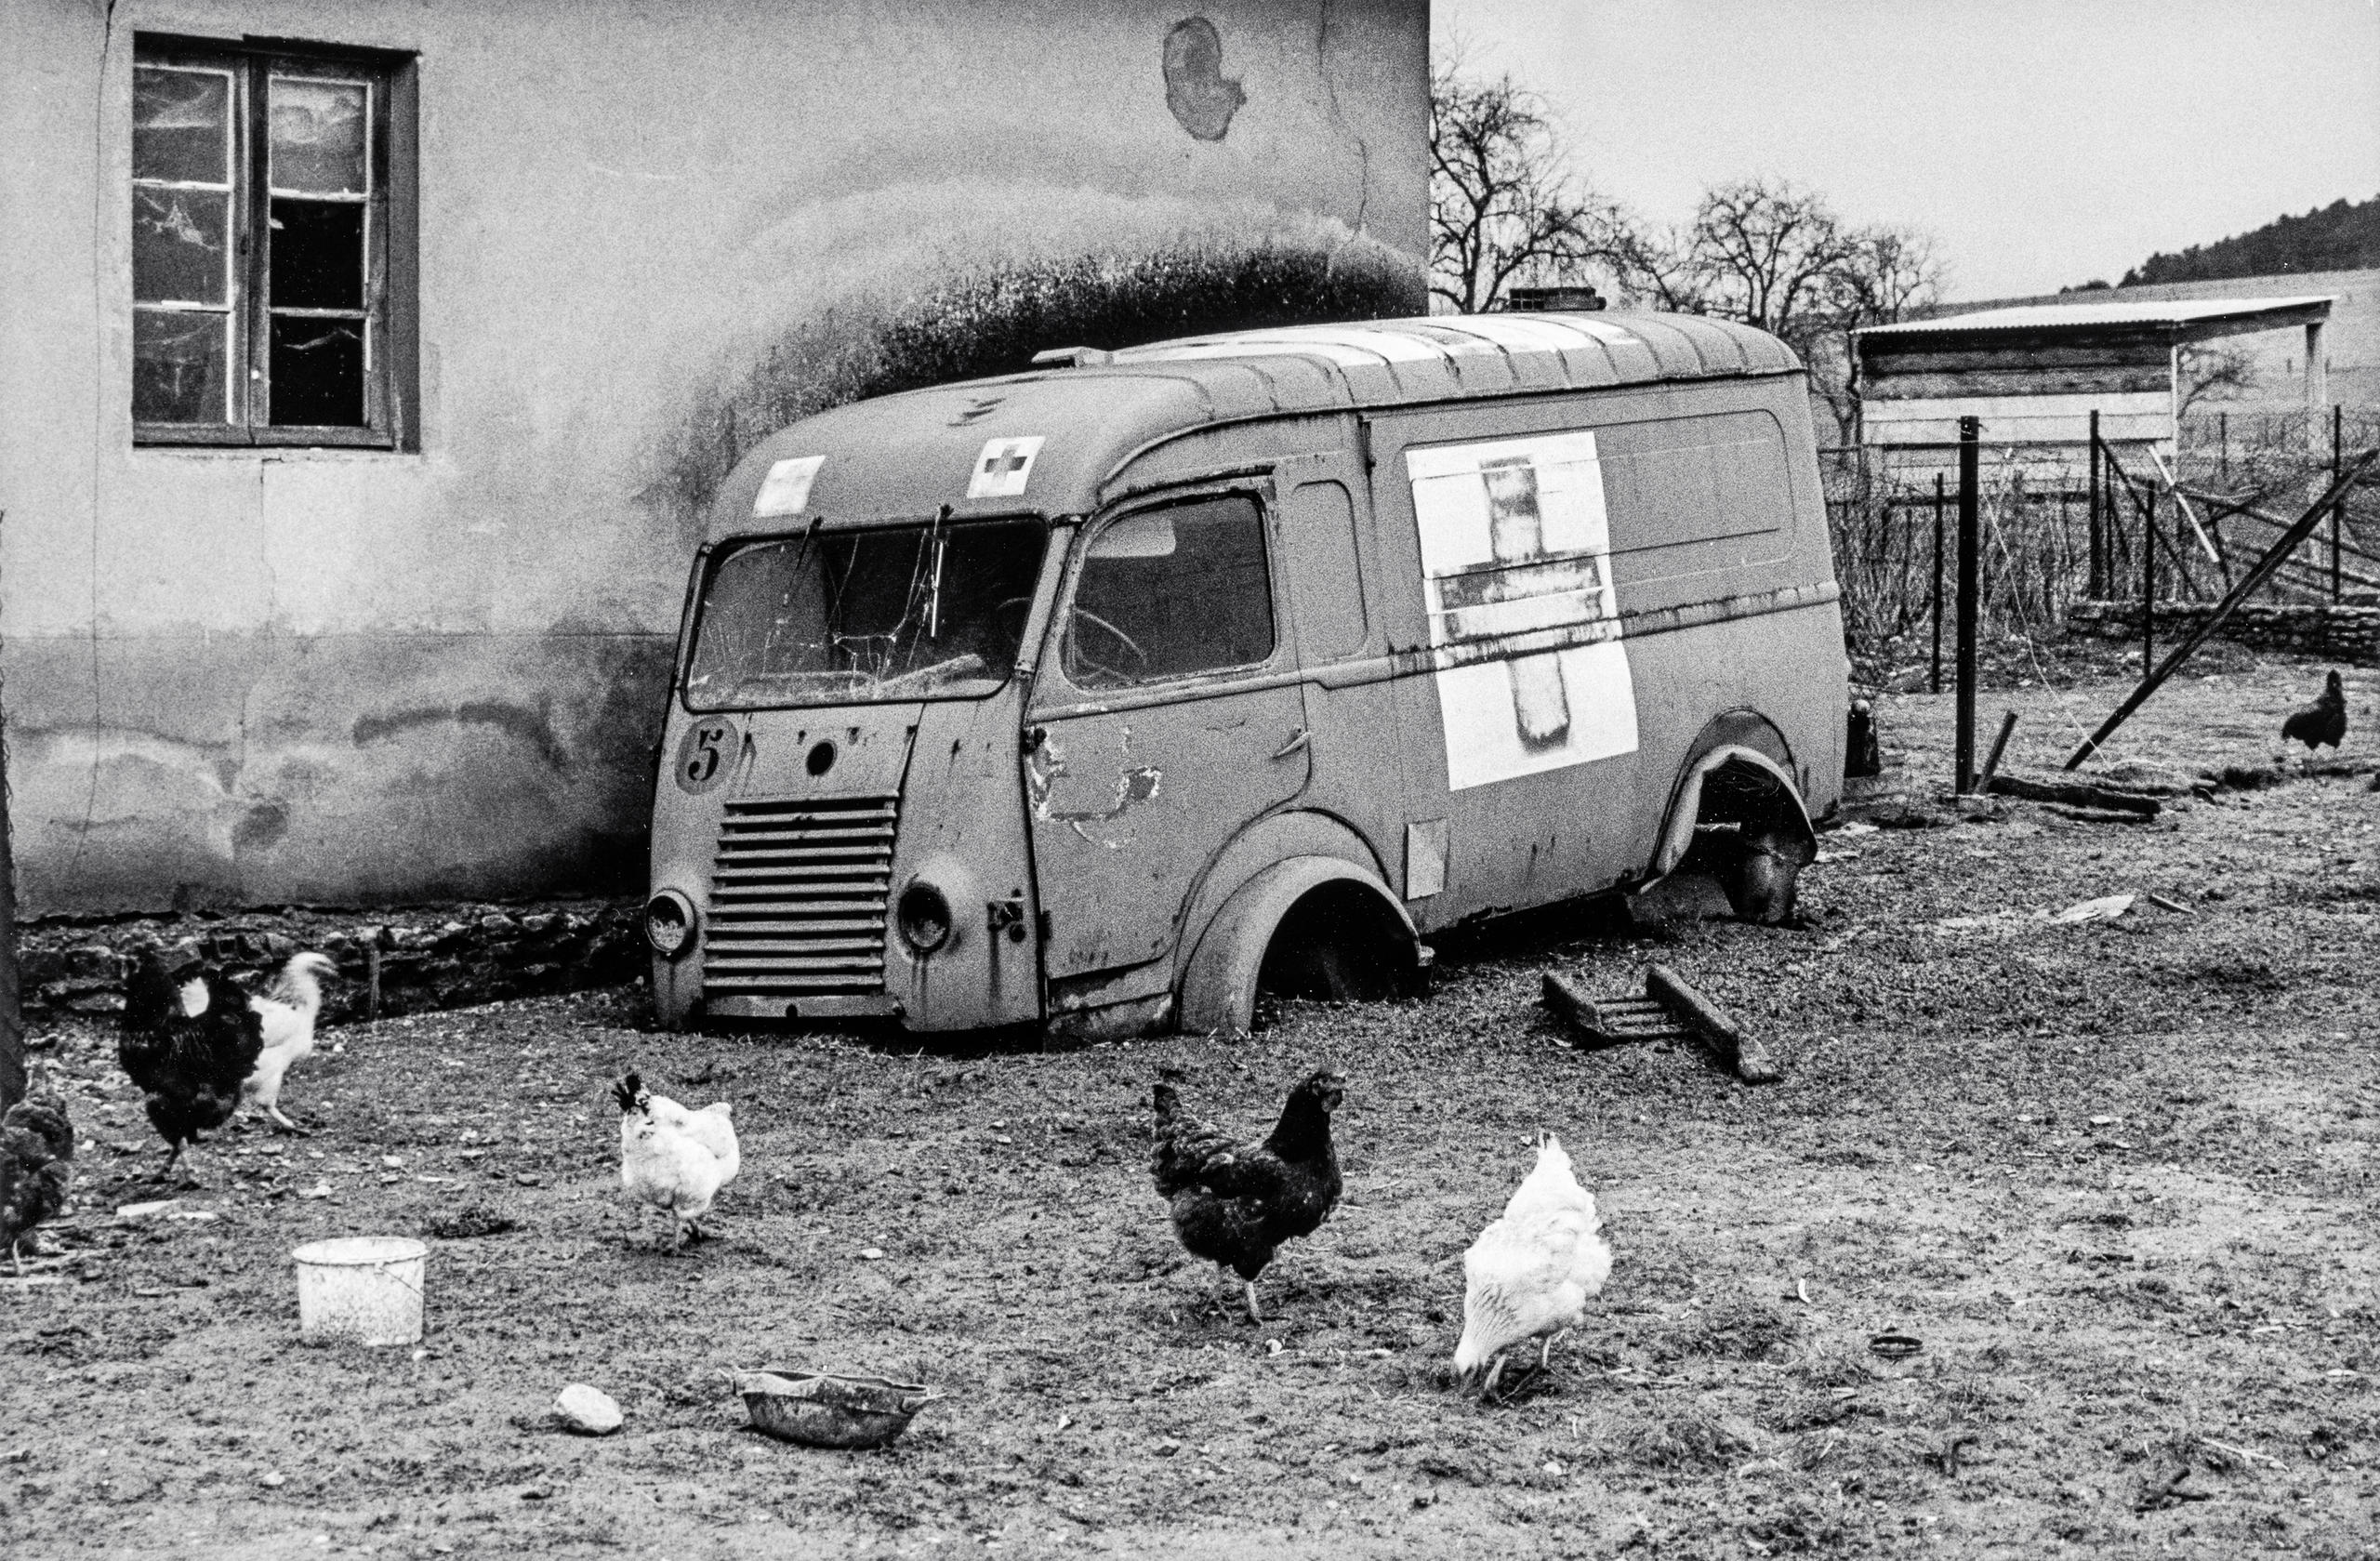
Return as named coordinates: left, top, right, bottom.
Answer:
left=554, top=1382, right=623, bottom=1435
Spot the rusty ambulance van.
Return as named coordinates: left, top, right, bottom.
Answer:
left=644, top=311, right=1846, bottom=1038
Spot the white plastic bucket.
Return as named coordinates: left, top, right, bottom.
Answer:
left=293, top=1237, right=427, bottom=1346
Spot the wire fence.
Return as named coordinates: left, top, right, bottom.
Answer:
left=1822, top=409, right=2380, bottom=674
left=1823, top=462, right=2096, bottom=668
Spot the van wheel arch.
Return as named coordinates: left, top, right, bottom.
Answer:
left=1177, top=855, right=1421, bottom=1038
left=1650, top=711, right=1818, bottom=925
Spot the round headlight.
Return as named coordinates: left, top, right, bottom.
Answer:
left=644, top=891, right=696, bottom=958
left=896, top=881, right=952, bottom=955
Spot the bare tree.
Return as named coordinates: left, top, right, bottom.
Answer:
left=1613, top=178, right=1941, bottom=443
left=2176, top=344, right=2258, bottom=418
left=1817, top=224, right=1946, bottom=443
left=1428, top=62, right=1632, bottom=313
left=1677, top=179, right=1861, bottom=347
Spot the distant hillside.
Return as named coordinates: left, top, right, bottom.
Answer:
left=2103, top=195, right=2380, bottom=288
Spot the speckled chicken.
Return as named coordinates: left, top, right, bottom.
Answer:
left=119, top=947, right=264, bottom=1186
left=1, top=1071, right=75, bottom=1272
left=2281, top=669, right=2347, bottom=754
left=613, top=1072, right=739, bottom=1250
left=1454, top=1133, right=1613, bottom=1396
left=1150, top=1069, right=1344, bottom=1325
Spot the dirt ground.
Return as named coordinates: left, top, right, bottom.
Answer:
left=5, top=652, right=2375, bottom=1560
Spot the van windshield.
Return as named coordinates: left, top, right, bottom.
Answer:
left=684, top=518, right=1048, bottom=710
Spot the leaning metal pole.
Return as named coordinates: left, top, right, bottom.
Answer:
left=2064, top=447, right=2380, bottom=770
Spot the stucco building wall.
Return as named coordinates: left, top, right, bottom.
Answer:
left=0, top=0, right=1429, bottom=914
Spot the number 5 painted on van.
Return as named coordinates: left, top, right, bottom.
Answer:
left=675, top=717, right=739, bottom=795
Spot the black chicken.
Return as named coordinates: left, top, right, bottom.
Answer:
left=119, top=947, right=264, bottom=1186
left=1, top=1073, right=75, bottom=1273
left=2281, top=670, right=2347, bottom=754
left=1150, top=1069, right=1345, bottom=1325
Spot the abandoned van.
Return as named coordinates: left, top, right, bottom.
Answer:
left=644, top=312, right=1847, bottom=1038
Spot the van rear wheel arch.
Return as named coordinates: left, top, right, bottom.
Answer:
left=1177, top=855, right=1421, bottom=1037
left=1651, top=712, right=1818, bottom=926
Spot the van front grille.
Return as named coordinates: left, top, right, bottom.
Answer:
left=702, top=793, right=897, bottom=999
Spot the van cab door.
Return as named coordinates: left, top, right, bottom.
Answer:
left=1025, top=486, right=1311, bottom=992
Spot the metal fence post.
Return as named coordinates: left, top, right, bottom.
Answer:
left=2141, top=480, right=2156, bottom=677
left=2334, top=403, right=2345, bottom=602
left=1931, top=473, right=1946, bottom=695
left=2086, top=410, right=2102, bottom=597
left=1954, top=418, right=1980, bottom=794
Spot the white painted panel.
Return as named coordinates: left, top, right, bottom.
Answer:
left=752, top=455, right=825, bottom=517
left=1404, top=430, right=1636, bottom=791
left=1437, top=642, right=1638, bottom=791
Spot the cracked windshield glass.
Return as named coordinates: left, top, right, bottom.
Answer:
left=685, top=518, right=1047, bottom=709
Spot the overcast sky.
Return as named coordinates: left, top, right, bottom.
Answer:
left=1436, top=0, right=2380, bottom=301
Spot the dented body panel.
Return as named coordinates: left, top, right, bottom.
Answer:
left=647, top=312, right=1847, bottom=1035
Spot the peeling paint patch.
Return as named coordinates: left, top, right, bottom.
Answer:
left=1028, top=733, right=1164, bottom=833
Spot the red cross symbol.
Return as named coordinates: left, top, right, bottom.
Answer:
left=985, top=446, right=1031, bottom=476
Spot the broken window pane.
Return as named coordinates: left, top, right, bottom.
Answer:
left=269, top=317, right=364, bottom=425
left=132, top=310, right=229, bottom=424
left=132, top=187, right=230, bottom=305
left=133, top=66, right=230, bottom=186
left=1066, top=495, right=1275, bottom=688
left=270, top=199, right=364, bottom=310
left=686, top=520, right=1048, bottom=709
left=270, top=78, right=367, bottom=195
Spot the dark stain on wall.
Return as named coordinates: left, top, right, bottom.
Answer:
left=1163, top=18, right=1245, bottom=141
left=654, top=238, right=1422, bottom=540
left=231, top=800, right=290, bottom=857
left=352, top=698, right=572, bottom=774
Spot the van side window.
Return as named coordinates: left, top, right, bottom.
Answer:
left=1065, top=494, right=1276, bottom=688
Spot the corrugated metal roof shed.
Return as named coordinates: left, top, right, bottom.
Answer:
left=1858, top=296, right=2333, bottom=347
left=1853, top=295, right=2338, bottom=473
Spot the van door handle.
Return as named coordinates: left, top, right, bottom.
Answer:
left=1271, top=726, right=1311, bottom=761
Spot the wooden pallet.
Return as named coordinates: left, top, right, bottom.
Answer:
left=1541, top=961, right=1782, bottom=1085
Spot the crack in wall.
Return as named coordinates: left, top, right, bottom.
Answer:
left=1315, top=0, right=1372, bottom=238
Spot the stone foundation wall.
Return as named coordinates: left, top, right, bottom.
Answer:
left=20, top=900, right=644, bottom=1026
left=2067, top=601, right=2380, bottom=664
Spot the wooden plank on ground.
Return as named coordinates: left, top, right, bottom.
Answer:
left=1646, top=964, right=1782, bottom=1085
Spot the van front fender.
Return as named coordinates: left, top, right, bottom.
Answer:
left=1177, top=854, right=1419, bottom=1038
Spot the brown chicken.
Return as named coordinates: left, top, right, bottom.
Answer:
left=1150, top=1069, right=1345, bottom=1325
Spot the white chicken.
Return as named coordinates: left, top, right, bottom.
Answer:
left=1453, top=1133, right=1614, bottom=1396
left=241, top=952, right=337, bottom=1133
left=613, top=1071, right=740, bottom=1250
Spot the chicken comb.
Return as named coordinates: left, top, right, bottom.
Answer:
left=611, top=1072, right=645, bottom=1113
